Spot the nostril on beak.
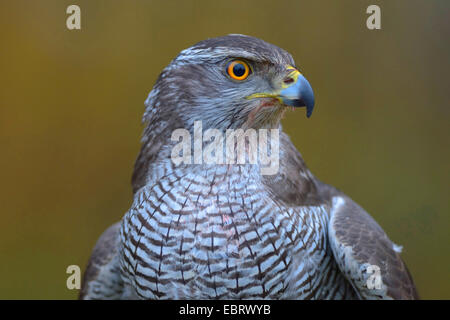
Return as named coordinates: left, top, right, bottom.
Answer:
left=283, top=77, right=295, bottom=85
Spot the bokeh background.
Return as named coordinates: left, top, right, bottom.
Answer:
left=0, top=0, right=448, bottom=299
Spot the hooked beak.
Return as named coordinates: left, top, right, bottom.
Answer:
left=247, top=66, right=315, bottom=118
left=279, top=68, right=315, bottom=118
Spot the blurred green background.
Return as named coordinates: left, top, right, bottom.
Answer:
left=0, top=0, right=448, bottom=299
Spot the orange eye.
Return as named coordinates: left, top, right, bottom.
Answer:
left=226, top=60, right=251, bottom=81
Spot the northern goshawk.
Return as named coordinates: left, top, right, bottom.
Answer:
left=80, top=34, right=418, bottom=299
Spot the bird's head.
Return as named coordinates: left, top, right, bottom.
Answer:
left=144, top=34, right=315, bottom=132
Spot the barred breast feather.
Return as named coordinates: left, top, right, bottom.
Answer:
left=118, top=155, right=356, bottom=299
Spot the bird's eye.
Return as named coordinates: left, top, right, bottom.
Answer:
left=226, top=60, right=251, bottom=81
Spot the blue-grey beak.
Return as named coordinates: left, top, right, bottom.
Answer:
left=279, top=74, right=315, bottom=118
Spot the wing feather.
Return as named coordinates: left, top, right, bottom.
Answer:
left=79, top=222, right=124, bottom=299
left=328, top=196, right=418, bottom=299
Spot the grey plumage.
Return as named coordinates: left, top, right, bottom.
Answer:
left=80, top=34, right=418, bottom=300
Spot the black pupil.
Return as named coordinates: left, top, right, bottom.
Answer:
left=233, top=63, right=246, bottom=77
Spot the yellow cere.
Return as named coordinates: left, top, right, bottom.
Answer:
left=246, top=65, right=301, bottom=101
